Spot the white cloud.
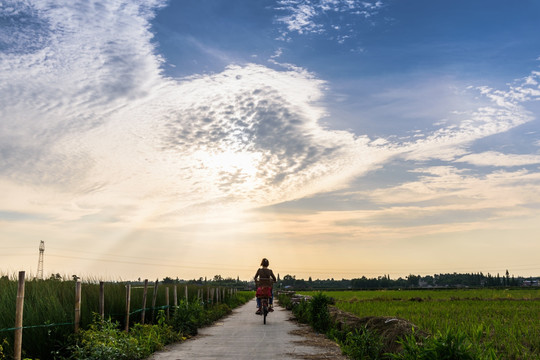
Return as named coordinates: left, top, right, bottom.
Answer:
left=66, top=64, right=393, bottom=223
left=0, top=0, right=166, bottom=186
left=456, top=152, right=540, bottom=167
left=275, top=0, right=384, bottom=38
left=365, top=166, right=540, bottom=217
left=270, top=48, right=283, bottom=59
left=398, top=72, right=539, bottom=162
left=0, top=2, right=394, bottom=224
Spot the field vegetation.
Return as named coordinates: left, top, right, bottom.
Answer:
left=295, top=289, right=539, bottom=359
left=0, top=275, right=253, bottom=359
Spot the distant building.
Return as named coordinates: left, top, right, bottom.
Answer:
left=522, top=279, right=539, bottom=287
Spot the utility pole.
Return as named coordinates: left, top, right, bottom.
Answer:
left=37, top=240, right=45, bottom=279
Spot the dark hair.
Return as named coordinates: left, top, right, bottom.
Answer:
left=261, top=258, right=269, bottom=267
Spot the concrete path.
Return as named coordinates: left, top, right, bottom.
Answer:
left=147, top=299, right=347, bottom=360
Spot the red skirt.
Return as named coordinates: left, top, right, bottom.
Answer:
left=256, top=286, right=272, bottom=298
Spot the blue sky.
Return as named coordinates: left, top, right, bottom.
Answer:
left=1, top=0, right=540, bottom=280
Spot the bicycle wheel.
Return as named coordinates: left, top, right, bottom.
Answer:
left=262, top=298, right=268, bottom=324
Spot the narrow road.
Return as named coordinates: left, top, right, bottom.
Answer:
left=147, top=299, right=347, bottom=360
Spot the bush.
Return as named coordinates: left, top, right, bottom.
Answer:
left=426, top=329, right=477, bottom=360
left=171, top=300, right=233, bottom=337
left=308, top=292, right=333, bottom=333
left=289, top=292, right=333, bottom=332
left=66, top=315, right=142, bottom=360
left=224, top=291, right=254, bottom=308
left=65, top=311, right=180, bottom=360
left=388, top=329, right=483, bottom=360
left=277, top=293, right=293, bottom=309
left=291, top=298, right=310, bottom=323
left=171, top=300, right=204, bottom=336
left=338, top=327, right=385, bottom=360
left=0, top=339, right=7, bottom=360
left=129, top=311, right=181, bottom=356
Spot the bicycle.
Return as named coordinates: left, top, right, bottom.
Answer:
left=255, top=279, right=273, bottom=324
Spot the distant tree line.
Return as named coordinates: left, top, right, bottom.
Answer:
left=276, top=270, right=537, bottom=290
left=161, top=275, right=251, bottom=289
left=156, top=270, right=537, bottom=290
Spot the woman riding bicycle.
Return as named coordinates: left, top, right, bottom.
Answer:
left=254, top=258, right=276, bottom=314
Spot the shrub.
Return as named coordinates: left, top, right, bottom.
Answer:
left=308, top=292, right=333, bottom=333
left=224, top=291, right=254, bottom=308
left=339, top=327, right=385, bottom=360
left=277, top=293, right=293, bottom=309
left=388, top=329, right=482, bottom=360
left=171, top=300, right=204, bottom=336
left=66, top=315, right=141, bottom=360
left=427, top=329, right=477, bottom=360
left=129, top=311, right=181, bottom=357
left=203, top=304, right=232, bottom=325
left=0, top=339, right=7, bottom=360
left=65, top=312, right=180, bottom=360
left=291, top=298, right=310, bottom=324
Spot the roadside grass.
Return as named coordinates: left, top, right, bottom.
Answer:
left=0, top=274, right=253, bottom=359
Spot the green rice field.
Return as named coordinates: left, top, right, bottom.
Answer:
left=302, top=288, right=540, bottom=359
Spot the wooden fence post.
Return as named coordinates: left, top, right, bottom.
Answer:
left=125, top=284, right=131, bottom=332
left=173, top=285, right=178, bottom=307
left=99, top=281, right=105, bottom=320
left=74, top=281, right=81, bottom=333
left=141, top=279, right=148, bottom=324
left=185, top=285, right=188, bottom=305
left=151, top=279, right=159, bottom=322
left=166, top=287, right=170, bottom=321
left=14, top=271, right=25, bottom=360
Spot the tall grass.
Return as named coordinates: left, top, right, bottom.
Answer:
left=0, top=276, right=248, bottom=359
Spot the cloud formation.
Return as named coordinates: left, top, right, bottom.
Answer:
left=2, top=0, right=540, bottom=280
left=456, top=152, right=540, bottom=167
left=0, top=0, right=166, bottom=186
left=70, top=64, right=391, bottom=222
left=1, top=0, right=539, bottom=230
left=0, top=0, right=393, bottom=225
left=275, top=0, right=384, bottom=39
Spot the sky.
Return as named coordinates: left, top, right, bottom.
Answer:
left=1, top=0, right=540, bottom=282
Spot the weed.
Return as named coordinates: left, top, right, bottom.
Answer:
left=308, top=292, right=333, bottom=333
left=66, top=315, right=142, bottom=360
left=339, top=327, right=385, bottom=360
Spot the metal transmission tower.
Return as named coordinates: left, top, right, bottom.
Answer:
left=37, top=240, right=45, bottom=279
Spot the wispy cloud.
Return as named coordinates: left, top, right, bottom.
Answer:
left=398, top=71, right=540, bottom=162
left=0, top=0, right=166, bottom=187
left=456, top=152, right=540, bottom=167
left=275, top=0, right=384, bottom=40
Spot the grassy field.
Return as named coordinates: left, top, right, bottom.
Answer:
left=300, top=288, right=539, bottom=359
left=0, top=276, right=244, bottom=359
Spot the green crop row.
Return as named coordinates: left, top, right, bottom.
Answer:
left=300, top=289, right=540, bottom=359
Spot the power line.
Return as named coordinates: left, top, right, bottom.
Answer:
left=47, top=254, right=251, bottom=272
left=45, top=253, right=540, bottom=278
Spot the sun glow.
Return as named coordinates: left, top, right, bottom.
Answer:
left=194, top=149, right=262, bottom=179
